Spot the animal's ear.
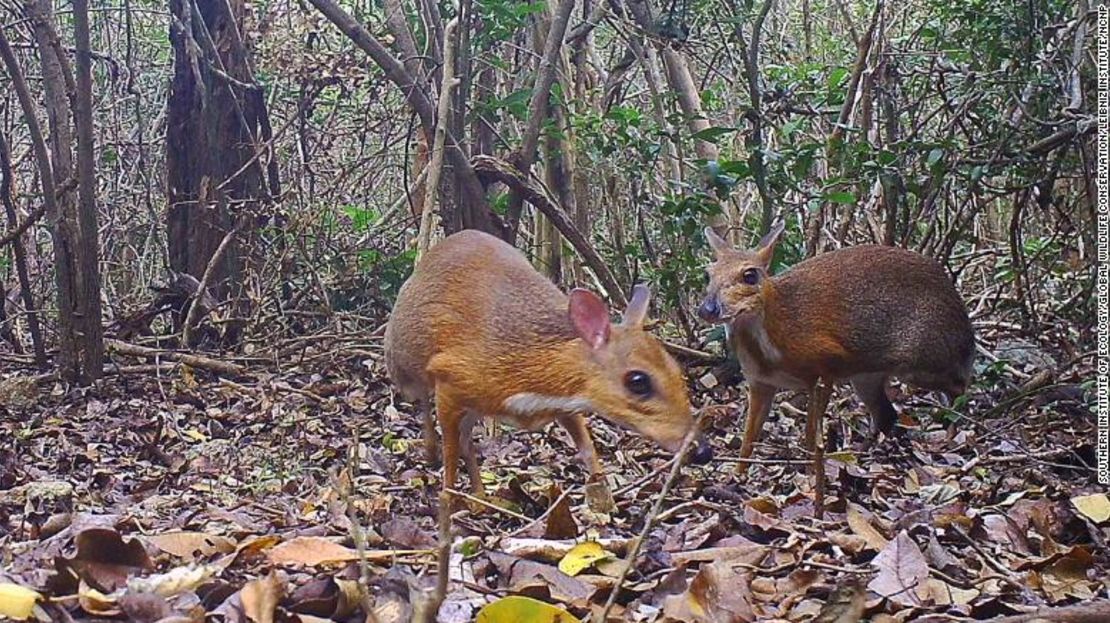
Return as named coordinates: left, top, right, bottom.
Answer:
left=704, top=226, right=733, bottom=256
left=568, top=289, right=611, bottom=349
left=755, top=221, right=785, bottom=266
left=621, top=284, right=651, bottom=327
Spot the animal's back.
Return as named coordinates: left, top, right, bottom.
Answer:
left=770, top=245, right=974, bottom=391
left=384, top=230, right=574, bottom=400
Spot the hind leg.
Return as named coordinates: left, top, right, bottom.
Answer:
left=417, top=399, right=441, bottom=466
left=850, top=373, right=899, bottom=442
left=459, top=411, right=486, bottom=499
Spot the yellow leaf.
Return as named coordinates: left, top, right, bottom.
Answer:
left=476, top=596, right=575, bottom=623
left=556, top=541, right=612, bottom=577
left=183, top=429, right=208, bottom=443
left=1071, top=494, right=1110, bottom=523
left=0, top=583, right=41, bottom=620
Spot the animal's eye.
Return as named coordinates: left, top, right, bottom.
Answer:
left=742, top=268, right=760, bottom=286
left=623, top=370, right=654, bottom=398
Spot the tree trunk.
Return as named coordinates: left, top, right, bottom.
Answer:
left=166, top=0, right=272, bottom=344
left=27, top=0, right=103, bottom=383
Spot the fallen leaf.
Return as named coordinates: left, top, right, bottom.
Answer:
left=543, top=485, right=578, bottom=540
left=476, top=596, right=575, bottom=622
left=867, top=531, right=929, bottom=607
left=381, top=517, right=437, bottom=549
left=661, top=561, right=754, bottom=622
left=145, top=531, right=237, bottom=558
left=127, top=564, right=217, bottom=597
left=1071, top=493, right=1110, bottom=523
left=0, top=583, right=41, bottom=620
left=811, top=579, right=865, bottom=623
left=78, top=581, right=121, bottom=617
left=557, top=542, right=612, bottom=577
left=846, top=503, right=888, bottom=551
left=51, top=527, right=154, bottom=594
left=267, top=537, right=359, bottom=566
left=240, top=571, right=286, bottom=623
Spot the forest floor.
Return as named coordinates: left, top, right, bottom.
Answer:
left=0, top=318, right=1105, bottom=622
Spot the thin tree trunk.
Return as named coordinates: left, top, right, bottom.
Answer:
left=0, top=132, right=46, bottom=366
left=71, top=0, right=105, bottom=379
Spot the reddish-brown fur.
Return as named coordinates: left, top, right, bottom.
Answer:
left=699, top=225, right=974, bottom=470
left=385, top=230, right=705, bottom=501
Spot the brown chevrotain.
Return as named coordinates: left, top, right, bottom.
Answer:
left=698, top=224, right=974, bottom=470
left=385, top=230, right=712, bottom=504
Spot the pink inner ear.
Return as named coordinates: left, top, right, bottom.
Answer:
left=568, top=289, right=611, bottom=349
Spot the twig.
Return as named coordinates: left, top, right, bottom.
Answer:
left=342, top=424, right=384, bottom=623
left=424, top=490, right=454, bottom=623
left=415, top=18, right=458, bottom=260
left=444, top=488, right=533, bottom=522
left=181, top=214, right=247, bottom=347
left=594, top=411, right=706, bottom=622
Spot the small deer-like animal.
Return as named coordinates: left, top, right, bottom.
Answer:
left=385, top=230, right=712, bottom=503
left=698, top=224, right=974, bottom=470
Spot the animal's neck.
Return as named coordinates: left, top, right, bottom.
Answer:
left=732, top=282, right=784, bottom=366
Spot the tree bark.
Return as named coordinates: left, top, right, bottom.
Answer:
left=25, top=0, right=100, bottom=383
left=166, top=0, right=273, bottom=344
left=71, top=0, right=105, bottom=378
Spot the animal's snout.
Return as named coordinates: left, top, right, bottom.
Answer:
left=689, top=437, right=713, bottom=465
left=697, top=296, right=721, bottom=322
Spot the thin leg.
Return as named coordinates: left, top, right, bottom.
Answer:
left=556, top=413, right=603, bottom=478
left=459, top=411, right=485, bottom=498
left=809, top=379, right=832, bottom=519
left=850, top=372, right=897, bottom=439
left=434, top=387, right=462, bottom=499
left=557, top=412, right=614, bottom=513
left=419, top=399, right=440, bottom=466
left=738, top=382, right=777, bottom=474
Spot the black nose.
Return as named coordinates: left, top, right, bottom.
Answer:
left=689, top=438, right=713, bottom=465
left=697, top=297, right=720, bottom=322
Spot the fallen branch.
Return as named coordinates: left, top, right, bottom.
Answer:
left=105, top=339, right=246, bottom=377
left=985, top=600, right=1110, bottom=623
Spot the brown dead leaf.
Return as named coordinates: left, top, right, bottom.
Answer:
left=1039, top=547, right=1096, bottom=602
left=867, top=531, right=929, bottom=607
left=543, top=485, right=578, bottom=540
left=381, top=517, right=437, bottom=549
left=51, top=527, right=154, bottom=594
left=240, top=571, right=286, bottom=623
left=267, top=537, right=359, bottom=567
left=489, top=552, right=597, bottom=609
left=288, top=577, right=362, bottom=619
left=846, top=503, right=889, bottom=551
left=670, top=544, right=768, bottom=567
left=118, top=592, right=172, bottom=623
left=661, top=561, right=754, bottom=622
left=145, top=532, right=236, bottom=559
left=812, top=579, right=865, bottom=623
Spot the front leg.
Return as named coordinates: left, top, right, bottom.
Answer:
left=556, top=413, right=614, bottom=513
left=556, top=412, right=603, bottom=477
left=738, top=381, right=777, bottom=475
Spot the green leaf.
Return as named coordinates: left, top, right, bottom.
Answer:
left=691, top=126, right=738, bottom=143
left=823, top=190, right=856, bottom=205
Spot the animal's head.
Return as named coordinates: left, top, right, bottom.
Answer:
left=568, top=285, right=712, bottom=464
left=698, top=222, right=784, bottom=323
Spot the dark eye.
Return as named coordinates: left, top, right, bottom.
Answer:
left=623, top=370, right=654, bottom=398
left=742, top=268, right=760, bottom=286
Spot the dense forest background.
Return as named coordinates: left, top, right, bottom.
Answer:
left=0, top=0, right=1102, bottom=620
left=0, top=0, right=1096, bottom=365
